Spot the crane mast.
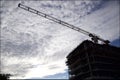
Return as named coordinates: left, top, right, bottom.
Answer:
left=18, top=3, right=110, bottom=44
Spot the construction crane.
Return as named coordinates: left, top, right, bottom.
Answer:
left=18, top=3, right=110, bottom=44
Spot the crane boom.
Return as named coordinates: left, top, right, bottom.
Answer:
left=18, top=3, right=110, bottom=44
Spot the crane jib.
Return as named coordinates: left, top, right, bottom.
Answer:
left=18, top=3, right=90, bottom=35
left=18, top=3, right=110, bottom=44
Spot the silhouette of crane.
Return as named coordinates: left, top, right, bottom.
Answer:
left=18, top=3, right=110, bottom=44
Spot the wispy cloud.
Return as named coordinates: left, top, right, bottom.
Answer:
left=1, top=0, right=119, bottom=79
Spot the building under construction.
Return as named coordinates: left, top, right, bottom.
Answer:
left=66, top=40, right=120, bottom=80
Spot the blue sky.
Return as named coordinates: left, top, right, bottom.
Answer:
left=0, top=0, right=120, bottom=79
left=111, top=38, right=120, bottom=47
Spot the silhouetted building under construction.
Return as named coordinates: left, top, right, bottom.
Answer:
left=66, top=40, right=120, bottom=80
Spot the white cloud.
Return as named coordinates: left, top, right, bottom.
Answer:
left=1, top=0, right=119, bottom=79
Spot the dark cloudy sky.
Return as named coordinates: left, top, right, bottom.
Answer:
left=0, top=0, right=120, bottom=79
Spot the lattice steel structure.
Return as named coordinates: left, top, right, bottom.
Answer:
left=18, top=3, right=109, bottom=44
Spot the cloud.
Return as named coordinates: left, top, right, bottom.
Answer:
left=43, top=70, right=68, bottom=79
left=1, top=0, right=119, bottom=79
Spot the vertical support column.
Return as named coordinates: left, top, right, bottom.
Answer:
left=84, top=43, right=93, bottom=77
left=68, top=69, right=71, bottom=80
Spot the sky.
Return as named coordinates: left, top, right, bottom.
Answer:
left=0, top=0, right=120, bottom=79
